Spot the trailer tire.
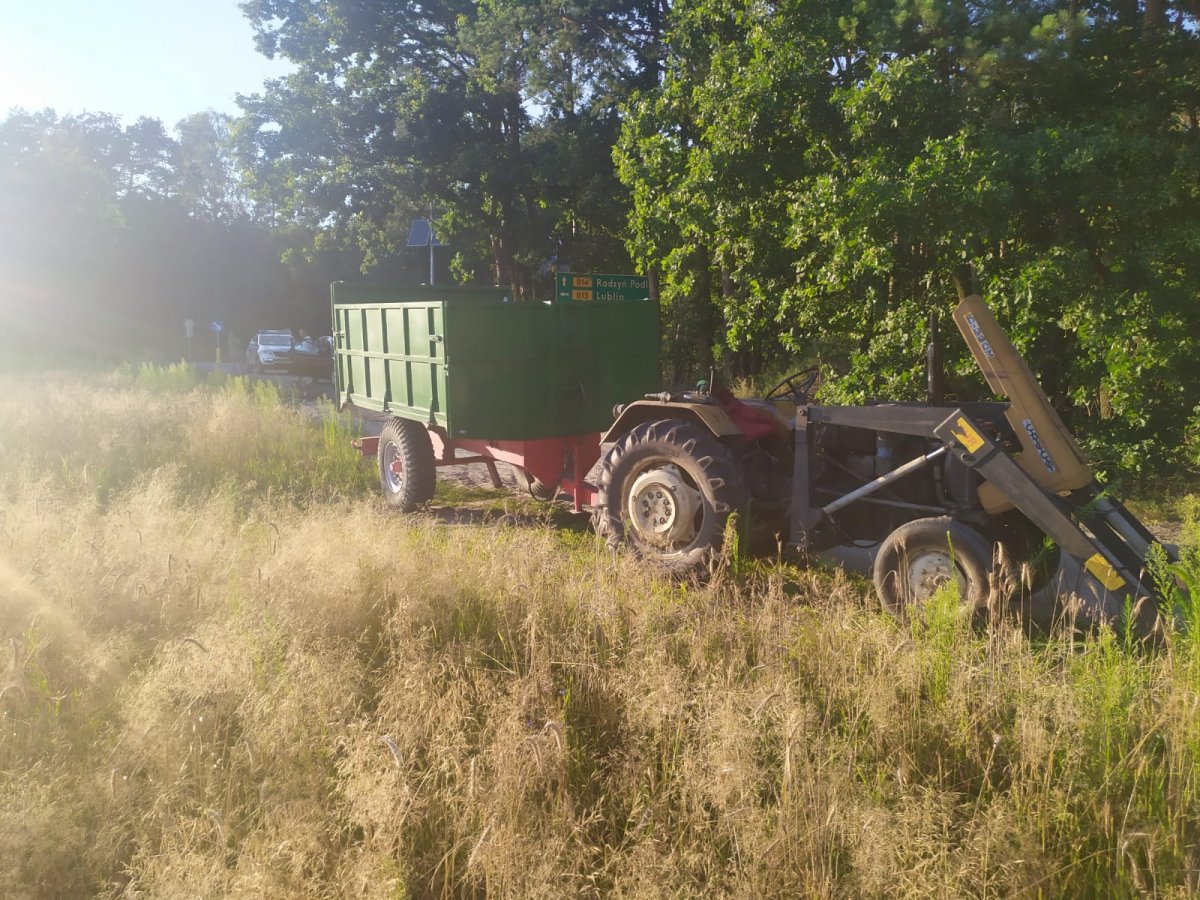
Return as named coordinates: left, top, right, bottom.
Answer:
left=378, top=418, right=436, bottom=512
left=514, top=467, right=558, bottom=501
left=873, top=516, right=996, bottom=615
left=595, top=419, right=747, bottom=575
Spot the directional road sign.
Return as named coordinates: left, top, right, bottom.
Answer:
left=555, top=272, right=650, bottom=302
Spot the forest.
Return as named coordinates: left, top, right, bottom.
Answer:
left=1, top=0, right=1198, bottom=473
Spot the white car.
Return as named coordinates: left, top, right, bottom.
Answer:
left=246, top=330, right=293, bottom=373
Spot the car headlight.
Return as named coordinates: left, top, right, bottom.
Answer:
left=260, top=351, right=275, bottom=361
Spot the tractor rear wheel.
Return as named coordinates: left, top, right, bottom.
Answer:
left=377, top=418, right=436, bottom=512
left=873, top=516, right=996, bottom=615
left=595, top=419, right=747, bottom=575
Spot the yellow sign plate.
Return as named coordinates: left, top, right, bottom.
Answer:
left=951, top=417, right=986, bottom=453
left=1085, top=553, right=1126, bottom=591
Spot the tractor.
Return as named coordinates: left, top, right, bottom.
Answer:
left=589, top=295, right=1175, bottom=630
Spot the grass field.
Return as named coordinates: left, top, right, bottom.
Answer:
left=3, top=370, right=1200, bottom=898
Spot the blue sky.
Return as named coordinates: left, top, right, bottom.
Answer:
left=0, top=0, right=292, bottom=127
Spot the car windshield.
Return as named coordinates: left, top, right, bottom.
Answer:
left=259, top=334, right=291, bottom=348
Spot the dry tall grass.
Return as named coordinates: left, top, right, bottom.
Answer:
left=2, top=370, right=1199, bottom=898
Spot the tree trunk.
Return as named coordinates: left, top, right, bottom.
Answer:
left=694, top=246, right=717, bottom=372
left=950, top=263, right=978, bottom=301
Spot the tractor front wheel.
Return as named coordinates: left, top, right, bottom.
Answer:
left=377, top=418, right=436, bottom=512
left=595, top=419, right=747, bottom=575
left=873, top=516, right=996, bottom=615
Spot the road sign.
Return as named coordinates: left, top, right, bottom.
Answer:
left=405, top=218, right=444, bottom=248
left=211, top=320, right=223, bottom=333
left=184, top=318, right=194, bottom=339
left=407, top=216, right=445, bottom=285
left=555, top=272, right=650, bottom=303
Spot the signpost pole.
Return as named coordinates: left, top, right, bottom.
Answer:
left=211, top=320, right=224, bottom=367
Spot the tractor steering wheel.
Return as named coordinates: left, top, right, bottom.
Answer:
left=764, top=366, right=820, bottom=403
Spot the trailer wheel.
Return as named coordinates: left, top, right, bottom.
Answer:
left=596, top=419, right=747, bottom=575
left=377, top=418, right=436, bottom=512
left=514, top=467, right=558, bottom=501
left=873, top=516, right=996, bottom=614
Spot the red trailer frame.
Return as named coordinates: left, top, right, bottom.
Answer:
left=354, top=426, right=604, bottom=512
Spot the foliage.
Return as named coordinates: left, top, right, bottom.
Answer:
left=617, top=0, right=1200, bottom=470
left=0, top=109, right=352, bottom=358
left=5, top=1, right=1200, bottom=475
left=236, top=0, right=668, bottom=297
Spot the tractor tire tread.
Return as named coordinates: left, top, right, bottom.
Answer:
left=595, top=419, right=747, bottom=574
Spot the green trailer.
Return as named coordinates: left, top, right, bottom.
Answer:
left=332, top=282, right=659, bottom=511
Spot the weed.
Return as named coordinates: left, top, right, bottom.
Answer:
left=3, top=374, right=1200, bottom=897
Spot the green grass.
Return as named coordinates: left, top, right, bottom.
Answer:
left=433, top=480, right=592, bottom=531
left=1125, top=480, right=1200, bottom=529
left=0, top=366, right=373, bottom=509
left=434, top=481, right=514, bottom=505
left=3, top=371, right=1200, bottom=897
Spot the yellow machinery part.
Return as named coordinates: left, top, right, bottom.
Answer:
left=952, top=296, right=1092, bottom=513
left=1085, top=553, right=1128, bottom=591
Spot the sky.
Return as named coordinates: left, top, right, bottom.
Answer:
left=0, top=0, right=293, bottom=128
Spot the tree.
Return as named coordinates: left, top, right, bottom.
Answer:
left=0, top=108, right=346, bottom=359
left=617, top=0, right=1200, bottom=470
left=236, top=0, right=667, bottom=296
left=174, top=111, right=254, bottom=221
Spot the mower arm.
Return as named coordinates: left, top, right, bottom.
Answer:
left=952, top=296, right=1092, bottom=510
